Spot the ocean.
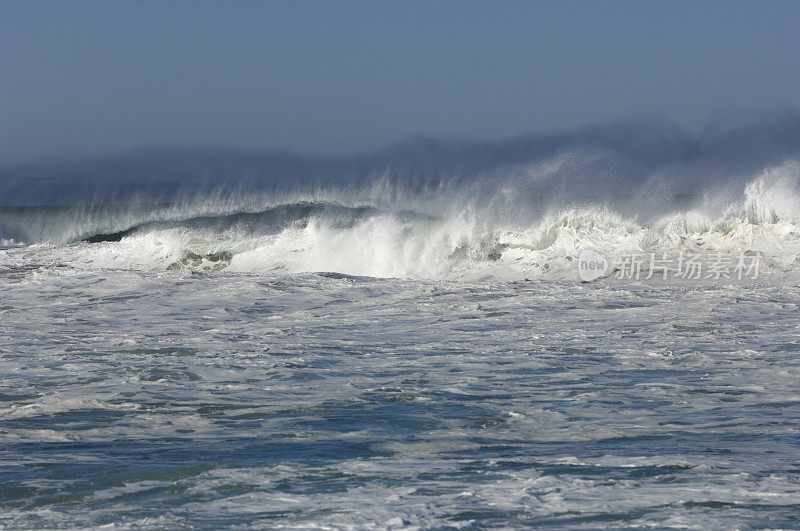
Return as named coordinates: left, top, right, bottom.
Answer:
left=1, top=134, right=800, bottom=528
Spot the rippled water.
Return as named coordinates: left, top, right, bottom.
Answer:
left=1, top=266, right=799, bottom=528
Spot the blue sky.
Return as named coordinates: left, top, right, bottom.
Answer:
left=2, top=0, right=800, bottom=162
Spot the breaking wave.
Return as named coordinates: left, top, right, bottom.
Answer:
left=1, top=160, right=799, bottom=281
left=2, top=117, right=800, bottom=280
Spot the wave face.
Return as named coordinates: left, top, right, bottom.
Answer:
left=2, top=118, right=800, bottom=280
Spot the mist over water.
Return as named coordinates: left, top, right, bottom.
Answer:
left=3, top=116, right=800, bottom=527
left=4, top=113, right=800, bottom=209
left=2, top=115, right=799, bottom=280
left=4, top=0, right=800, bottom=525
left=0, top=116, right=800, bottom=279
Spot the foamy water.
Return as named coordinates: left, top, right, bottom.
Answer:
left=1, top=269, right=799, bottom=528
left=1, top=142, right=800, bottom=527
left=2, top=161, right=799, bottom=282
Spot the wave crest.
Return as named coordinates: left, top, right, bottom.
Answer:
left=1, top=160, right=799, bottom=280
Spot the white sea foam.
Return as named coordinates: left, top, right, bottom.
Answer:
left=2, top=259, right=799, bottom=527
left=1, top=161, right=798, bottom=281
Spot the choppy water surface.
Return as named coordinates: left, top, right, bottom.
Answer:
left=2, top=135, right=800, bottom=528
left=1, top=267, right=799, bottom=529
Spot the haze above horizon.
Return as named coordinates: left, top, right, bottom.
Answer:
left=2, top=0, right=800, bottom=164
